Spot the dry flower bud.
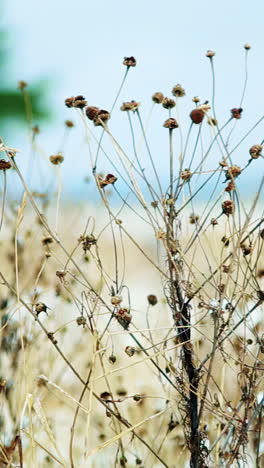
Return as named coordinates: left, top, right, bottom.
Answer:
left=222, top=200, right=235, bottom=216
left=86, top=106, right=100, bottom=121
left=190, top=108, right=204, bottom=124
left=98, top=173, right=117, bottom=188
left=189, top=213, right=199, bottom=224
left=181, top=169, right=192, bottom=182
left=65, top=95, right=87, bottom=109
left=244, top=43, right=251, bottom=50
left=249, top=144, right=262, bottom=159
left=42, top=236, right=53, bottom=245
left=225, top=181, right=235, bottom=192
left=49, top=153, right=64, bottom=165
left=147, top=294, right=158, bottom=306
left=206, top=50, right=215, bottom=58
left=152, top=92, right=164, bottom=103
left=0, top=159, right=12, bottom=170
left=109, top=354, right=117, bottom=364
left=172, top=84, right=185, bottom=97
left=192, top=96, right=200, bottom=103
left=18, top=80, right=27, bottom=89
left=76, top=316, right=87, bottom=327
left=123, top=56, right=136, bottom=67
left=125, top=345, right=136, bottom=357
left=65, top=120, right=74, bottom=128
left=241, top=243, right=252, bottom=256
left=225, top=165, right=241, bottom=180
left=231, top=108, right=243, bottom=119
left=35, top=302, right=48, bottom=315
left=163, top=118, right=179, bottom=129
left=162, top=97, right=176, bottom=109
left=208, top=117, right=218, bottom=126
left=111, top=295, right=122, bottom=305
left=120, top=100, right=140, bottom=112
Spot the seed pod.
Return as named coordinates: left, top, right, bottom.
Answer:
left=190, top=108, right=204, bottom=124
left=189, top=213, right=199, bottom=224
left=76, top=316, right=87, bottom=327
left=93, top=109, right=110, bottom=126
left=86, top=106, right=100, bottom=121
left=163, top=118, right=179, bottom=129
left=172, top=84, right=185, bottom=97
left=244, top=43, right=251, bottom=50
left=181, top=169, right=192, bottom=182
left=225, top=181, right=235, bottom=192
left=152, top=92, right=164, bottom=103
left=120, top=100, right=140, bottom=111
left=35, top=302, right=48, bottom=316
left=222, top=200, right=235, bottom=216
left=65, top=95, right=87, bottom=109
left=125, top=346, right=136, bottom=357
left=65, top=120, right=74, bottom=128
left=162, top=97, right=176, bottom=109
left=147, top=294, right=158, bottom=306
left=249, top=144, right=263, bottom=159
left=49, top=154, right=64, bottom=165
left=111, top=295, right=122, bottom=305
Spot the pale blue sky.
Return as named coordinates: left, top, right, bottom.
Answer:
left=3, top=0, right=264, bottom=200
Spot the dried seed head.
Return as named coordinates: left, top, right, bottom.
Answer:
left=241, top=243, right=252, bottom=256
left=211, top=218, right=218, bottom=226
left=190, top=108, right=204, bottom=124
left=162, top=97, right=176, bottom=109
left=152, top=92, right=164, bottom=103
left=206, top=50, right=215, bottom=58
left=98, top=173, right=117, bottom=188
left=156, top=230, right=166, bottom=240
left=120, top=100, right=140, bottom=112
left=207, top=117, right=218, bottom=126
left=225, top=165, right=241, bottom=180
left=76, top=316, right=87, bottom=327
left=111, top=295, right=122, bottom=305
left=86, top=106, right=100, bottom=121
left=49, top=153, right=64, bottom=165
left=109, top=354, right=117, bottom=364
left=35, top=302, right=48, bottom=315
left=56, top=270, right=67, bottom=282
left=100, top=391, right=111, bottom=400
left=0, top=159, right=12, bottom=170
left=151, top=200, right=158, bottom=208
left=225, top=181, right=235, bottom=192
left=222, top=264, right=230, bottom=273
left=123, top=56, right=136, bottom=67
left=192, top=96, right=200, bottom=103
left=222, top=200, right=235, bottom=216
left=79, top=234, right=97, bottom=252
left=163, top=118, right=179, bottom=129
left=219, top=160, right=228, bottom=167
left=147, top=294, right=158, bottom=306
left=18, top=80, right=27, bottom=89
left=249, top=144, right=263, bottom=159
left=65, top=95, right=87, bottom=109
left=244, top=43, right=251, bottom=50
left=221, top=236, right=230, bottom=247
left=181, top=169, right=192, bottom=182
left=133, top=394, right=142, bottom=402
left=42, top=236, right=53, bottom=245
left=125, top=345, right=136, bottom=357
left=115, top=308, right=132, bottom=329
left=189, top=213, right=199, bottom=224
left=93, top=109, right=111, bottom=126
left=65, top=120, right=74, bottom=128
left=172, top=84, right=185, bottom=97
left=231, top=108, right=243, bottom=119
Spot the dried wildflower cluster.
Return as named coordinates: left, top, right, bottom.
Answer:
left=1, top=46, right=264, bottom=468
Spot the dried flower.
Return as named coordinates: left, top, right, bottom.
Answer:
left=65, top=120, right=74, bottom=128
left=125, top=346, right=136, bottom=357
left=222, top=200, right=235, bottom=216
left=225, top=181, right=235, bottom=192
left=192, top=96, right=200, bottom=103
left=42, top=236, right=53, bottom=245
left=56, top=270, right=67, bottom=282
left=0, top=159, right=12, bottom=170
left=162, top=97, right=176, bottom=109
left=208, top=117, right=218, bottom=126
left=76, top=316, right=87, bottom=327
left=241, top=243, right=252, bottom=256
left=181, top=169, right=192, bottom=182
left=152, top=92, right=164, bottom=103
left=32, top=125, right=40, bottom=134
left=98, top=173, right=117, bottom=188
left=93, top=109, right=110, bottom=126
left=172, top=84, right=185, bottom=97
left=231, top=108, right=243, bottom=119
left=123, top=56, right=136, bottom=67
left=156, top=230, right=166, bottom=240
left=225, top=165, right=241, bottom=180
left=223, top=264, right=230, bottom=273
left=111, top=295, right=122, bottom=305
left=189, top=213, right=199, bottom=224
left=120, top=100, right=140, bottom=112
left=190, top=108, right=205, bottom=124
left=109, top=354, right=117, bottom=364
left=151, top=200, right=158, bottom=208
left=221, top=236, right=229, bottom=247
left=249, top=144, right=263, bottom=159
left=219, top=160, right=228, bottom=167
left=49, top=154, right=64, bottom=165
left=35, top=302, right=48, bottom=316
left=244, top=43, right=251, bottom=50
left=147, top=294, right=158, bottom=306
left=211, top=218, right=218, bottom=226
left=86, top=106, right=100, bottom=121
left=206, top=50, right=215, bottom=58
left=100, top=391, right=111, bottom=400
left=79, top=234, right=97, bottom=252
left=260, top=229, right=264, bottom=240
left=115, top=308, right=132, bottom=329
left=163, top=118, right=179, bottom=129
left=65, top=95, right=87, bottom=109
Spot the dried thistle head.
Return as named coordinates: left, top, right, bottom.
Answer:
left=123, top=56, right=136, bottom=67
left=225, top=165, right=241, bottom=180
left=0, top=160, right=12, bottom=170
left=120, top=100, right=140, bottom=112
left=249, top=144, right=263, bottom=159
left=222, top=200, right=235, bottom=216
left=231, top=108, right=243, bottom=119
left=181, top=169, right=192, bottom=182
left=172, top=84, right=185, bottom=97
left=65, top=95, right=87, bottom=109
left=152, top=92, right=164, bottom=103
left=49, top=154, right=64, bottom=165
left=162, top=97, right=176, bottom=109
left=163, top=118, right=179, bottom=129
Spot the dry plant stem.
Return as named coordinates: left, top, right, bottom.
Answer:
left=0, top=168, right=7, bottom=232
left=0, top=274, right=169, bottom=468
